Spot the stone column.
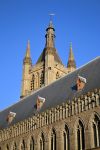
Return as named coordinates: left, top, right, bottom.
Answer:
left=35, top=139, right=39, bottom=150
left=17, top=140, right=21, bottom=150
left=70, top=129, right=76, bottom=150
left=26, top=138, right=30, bottom=150
left=45, top=136, right=49, bottom=150
left=80, top=128, right=82, bottom=150
left=86, top=124, right=93, bottom=149
left=9, top=143, right=13, bottom=150
left=96, top=124, right=99, bottom=147
left=56, top=130, right=63, bottom=150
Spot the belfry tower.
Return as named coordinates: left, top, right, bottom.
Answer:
left=44, top=20, right=62, bottom=85
left=20, top=21, right=76, bottom=99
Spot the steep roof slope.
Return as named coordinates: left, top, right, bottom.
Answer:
left=0, top=57, right=100, bottom=129
left=36, top=48, right=63, bottom=65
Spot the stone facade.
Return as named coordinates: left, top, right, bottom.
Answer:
left=0, top=89, right=100, bottom=150
left=20, top=21, right=76, bottom=98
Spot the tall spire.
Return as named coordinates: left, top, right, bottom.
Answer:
left=67, top=42, right=76, bottom=69
left=45, top=20, right=55, bottom=48
left=23, top=40, right=32, bottom=65
left=21, top=40, right=32, bottom=99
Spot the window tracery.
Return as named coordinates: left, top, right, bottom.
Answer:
left=31, top=74, right=35, bottom=91
left=56, top=72, right=60, bottom=79
left=21, top=140, right=25, bottom=150
left=13, top=142, right=17, bottom=150
left=63, top=125, right=70, bottom=150
left=51, top=129, right=56, bottom=150
left=30, top=137, right=34, bottom=150
left=92, top=114, right=100, bottom=148
left=40, top=71, right=44, bottom=87
left=40, top=133, right=45, bottom=150
left=76, top=120, right=85, bottom=150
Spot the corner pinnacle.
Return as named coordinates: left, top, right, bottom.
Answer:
left=67, top=42, right=76, bottom=68
left=25, top=40, right=31, bottom=58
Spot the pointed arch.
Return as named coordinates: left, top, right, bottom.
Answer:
left=40, top=132, right=45, bottom=150
left=40, top=71, right=44, bottom=87
left=56, top=72, right=60, bottom=79
left=31, top=74, right=35, bottom=90
left=63, top=124, right=70, bottom=150
left=30, top=137, right=34, bottom=150
left=51, top=129, right=56, bottom=150
left=89, top=112, right=100, bottom=148
left=21, top=140, right=25, bottom=150
left=6, top=144, right=9, bottom=150
left=75, top=119, right=85, bottom=150
left=35, top=72, right=39, bottom=88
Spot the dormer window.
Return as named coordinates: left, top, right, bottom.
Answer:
left=37, top=96, right=45, bottom=110
left=77, top=75, right=87, bottom=91
left=6, top=111, right=16, bottom=123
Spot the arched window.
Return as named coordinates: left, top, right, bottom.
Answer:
left=6, top=145, right=9, bottom=150
left=30, top=137, right=34, bottom=150
left=13, top=142, right=17, bottom=150
left=35, top=73, right=40, bottom=88
left=40, top=71, right=44, bottom=87
left=40, top=133, right=45, bottom=150
left=56, top=72, right=60, bottom=79
left=31, top=74, right=35, bottom=90
left=21, top=140, right=25, bottom=150
left=51, top=129, right=56, bottom=150
left=63, top=125, right=70, bottom=150
left=92, top=114, right=100, bottom=148
left=76, top=120, right=85, bottom=150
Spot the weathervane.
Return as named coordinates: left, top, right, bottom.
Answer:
left=49, top=13, right=55, bottom=22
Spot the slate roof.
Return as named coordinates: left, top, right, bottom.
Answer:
left=36, top=48, right=63, bottom=65
left=0, top=57, right=100, bottom=129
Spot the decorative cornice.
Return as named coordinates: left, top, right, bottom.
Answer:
left=0, top=88, right=100, bottom=142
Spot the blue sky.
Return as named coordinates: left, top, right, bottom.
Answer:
left=0, top=0, right=100, bottom=110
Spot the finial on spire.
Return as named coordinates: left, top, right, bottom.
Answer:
left=25, top=40, right=31, bottom=58
left=48, top=13, right=55, bottom=27
left=49, top=13, right=55, bottom=22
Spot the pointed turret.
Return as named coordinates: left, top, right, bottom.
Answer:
left=25, top=40, right=31, bottom=58
left=67, top=43, right=76, bottom=71
left=20, top=40, right=32, bottom=99
left=23, top=40, right=32, bottom=65
left=45, top=20, right=55, bottom=48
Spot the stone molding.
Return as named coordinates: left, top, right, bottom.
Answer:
left=0, top=88, right=100, bottom=143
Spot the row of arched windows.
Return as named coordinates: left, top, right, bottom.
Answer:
left=30, top=71, right=60, bottom=91
left=92, top=115, right=100, bottom=148
left=4, top=113, right=100, bottom=150
left=30, top=71, right=61, bottom=91
left=31, top=71, right=44, bottom=91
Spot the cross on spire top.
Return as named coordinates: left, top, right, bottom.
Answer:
left=49, top=13, right=55, bottom=22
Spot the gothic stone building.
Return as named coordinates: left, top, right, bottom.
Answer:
left=20, top=21, right=76, bottom=98
left=0, top=21, right=100, bottom=150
